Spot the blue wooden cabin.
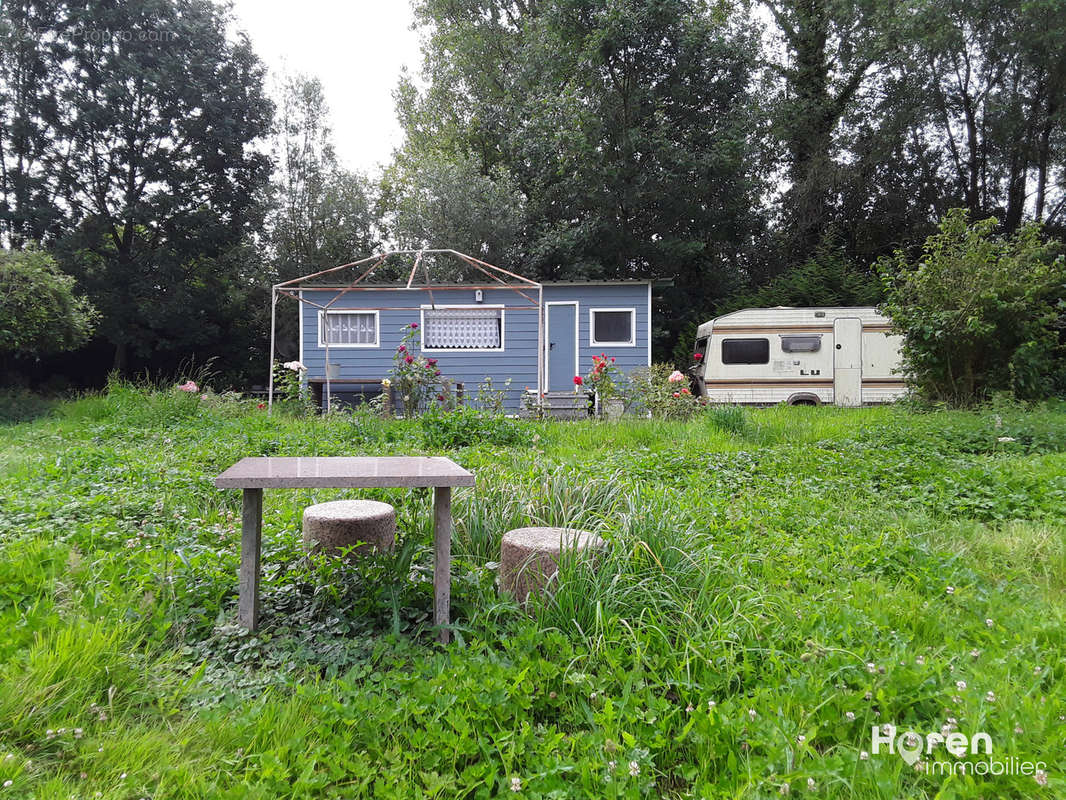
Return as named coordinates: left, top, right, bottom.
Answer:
left=294, top=280, right=657, bottom=413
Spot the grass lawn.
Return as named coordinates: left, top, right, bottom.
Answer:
left=1, top=385, right=1065, bottom=798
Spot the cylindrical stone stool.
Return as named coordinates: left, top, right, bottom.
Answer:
left=499, top=526, right=605, bottom=603
left=302, top=500, right=396, bottom=558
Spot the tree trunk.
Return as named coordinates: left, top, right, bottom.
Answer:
left=112, top=340, right=127, bottom=373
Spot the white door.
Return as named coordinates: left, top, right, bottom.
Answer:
left=833, top=318, right=862, bottom=407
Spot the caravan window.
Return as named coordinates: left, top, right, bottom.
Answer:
left=781, top=335, right=822, bottom=353
left=721, top=338, right=769, bottom=364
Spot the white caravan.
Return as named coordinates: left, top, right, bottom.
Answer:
left=692, top=307, right=906, bottom=407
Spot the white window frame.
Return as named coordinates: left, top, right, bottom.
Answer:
left=419, top=304, right=506, bottom=352
left=589, top=307, right=637, bottom=347
left=317, top=309, right=380, bottom=348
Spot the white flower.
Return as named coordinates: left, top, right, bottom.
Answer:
left=945, top=586, right=955, bottom=595
left=686, top=704, right=695, bottom=713
left=970, top=649, right=980, bottom=658
left=956, top=680, right=967, bottom=691
left=1015, top=725, right=1024, bottom=734
left=779, top=783, right=790, bottom=795
left=608, top=761, right=616, bottom=771
left=859, top=750, right=869, bottom=761
left=748, top=708, right=757, bottom=720
left=866, top=662, right=877, bottom=674
left=915, top=656, right=925, bottom=665
left=510, top=776, right=521, bottom=792
left=282, top=360, right=307, bottom=372
left=807, top=777, right=816, bottom=790
left=1034, top=666, right=1042, bottom=675
left=2, top=781, right=11, bottom=788
left=845, top=711, right=856, bottom=721
left=120, top=773, right=127, bottom=780
left=796, top=734, right=806, bottom=745
left=985, top=618, right=994, bottom=628
left=985, top=691, right=996, bottom=702
left=997, top=436, right=1016, bottom=443
left=707, top=700, right=716, bottom=711
left=628, top=761, right=640, bottom=777
left=1035, top=769, right=1048, bottom=785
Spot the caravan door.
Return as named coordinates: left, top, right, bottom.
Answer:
left=833, top=317, right=862, bottom=407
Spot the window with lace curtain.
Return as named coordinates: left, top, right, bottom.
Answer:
left=318, top=310, right=379, bottom=347
left=421, top=306, right=504, bottom=351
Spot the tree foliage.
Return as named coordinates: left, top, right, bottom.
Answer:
left=878, top=209, right=1066, bottom=404
left=0, top=248, right=97, bottom=356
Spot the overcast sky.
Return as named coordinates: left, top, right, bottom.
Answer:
left=229, top=1, right=422, bottom=176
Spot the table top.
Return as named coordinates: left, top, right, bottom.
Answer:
left=214, top=456, right=475, bottom=489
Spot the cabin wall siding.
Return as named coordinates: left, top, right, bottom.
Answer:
left=298, top=282, right=651, bottom=411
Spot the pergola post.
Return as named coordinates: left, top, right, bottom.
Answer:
left=267, top=288, right=277, bottom=412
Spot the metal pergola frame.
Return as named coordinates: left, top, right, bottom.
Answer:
left=269, top=248, right=544, bottom=412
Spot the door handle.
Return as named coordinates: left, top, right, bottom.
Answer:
left=549, top=342, right=555, bottom=350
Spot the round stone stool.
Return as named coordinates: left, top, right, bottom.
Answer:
left=302, top=500, right=396, bottom=558
left=499, top=526, right=605, bottom=603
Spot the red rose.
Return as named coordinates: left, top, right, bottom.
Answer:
left=610, top=357, right=615, bottom=363
left=573, top=376, right=583, bottom=386
left=693, top=352, right=703, bottom=360
left=257, top=402, right=265, bottom=409
left=404, top=355, right=414, bottom=364
left=681, top=388, right=691, bottom=395
left=672, top=392, right=680, bottom=398
left=397, top=344, right=406, bottom=353
left=437, top=394, right=445, bottom=401
left=427, top=358, right=437, bottom=366
left=410, top=322, right=418, bottom=329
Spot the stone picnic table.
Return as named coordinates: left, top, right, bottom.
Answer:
left=213, top=456, right=475, bottom=643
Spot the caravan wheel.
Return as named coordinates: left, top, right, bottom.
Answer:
left=786, top=392, right=820, bottom=406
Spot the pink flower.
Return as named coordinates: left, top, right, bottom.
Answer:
left=427, top=358, right=437, bottom=366
left=680, top=388, right=691, bottom=395
left=668, top=370, right=685, bottom=383
left=672, top=391, right=680, bottom=398
left=410, top=323, right=418, bottom=330
left=434, top=370, right=441, bottom=376
left=404, top=355, right=414, bottom=364
left=573, top=375, right=583, bottom=386
left=437, top=394, right=445, bottom=402
left=693, top=352, right=703, bottom=361
left=178, top=380, right=198, bottom=392
left=397, top=345, right=406, bottom=353
left=257, top=402, right=265, bottom=409
left=200, top=394, right=208, bottom=400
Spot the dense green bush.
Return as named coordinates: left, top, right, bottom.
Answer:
left=420, top=404, right=530, bottom=448
left=0, top=248, right=98, bottom=357
left=878, top=209, right=1066, bottom=404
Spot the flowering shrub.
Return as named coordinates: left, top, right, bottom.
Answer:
left=629, top=363, right=705, bottom=419
left=475, top=375, right=512, bottom=414
left=584, top=353, right=627, bottom=403
left=388, top=324, right=444, bottom=417
left=271, top=359, right=310, bottom=412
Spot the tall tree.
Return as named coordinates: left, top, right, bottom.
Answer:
left=266, top=74, right=377, bottom=282
left=0, top=0, right=64, bottom=247
left=761, top=0, right=903, bottom=262
left=50, top=0, right=273, bottom=372
left=403, top=0, right=769, bottom=354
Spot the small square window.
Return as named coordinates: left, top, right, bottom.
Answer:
left=590, top=309, right=635, bottom=346
left=320, top=311, right=378, bottom=347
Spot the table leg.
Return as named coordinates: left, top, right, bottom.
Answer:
left=239, top=488, right=263, bottom=631
left=433, top=486, right=452, bottom=643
